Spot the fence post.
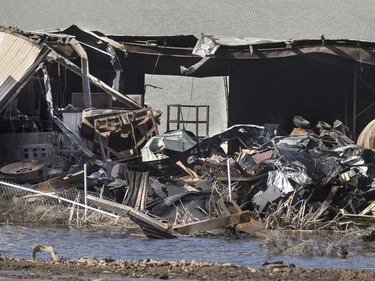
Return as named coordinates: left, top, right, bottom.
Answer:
left=227, top=159, right=232, bottom=202
left=84, top=163, right=88, bottom=220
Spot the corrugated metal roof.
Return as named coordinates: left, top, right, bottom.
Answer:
left=0, top=31, right=48, bottom=109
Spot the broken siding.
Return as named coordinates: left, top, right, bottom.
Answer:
left=0, top=31, right=48, bottom=110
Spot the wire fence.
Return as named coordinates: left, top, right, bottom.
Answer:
left=0, top=181, right=135, bottom=228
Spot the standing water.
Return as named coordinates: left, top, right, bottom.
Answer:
left=1, top=224, right=375, bottom=269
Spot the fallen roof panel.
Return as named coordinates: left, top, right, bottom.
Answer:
left=0, top=30, right=49, bottom=111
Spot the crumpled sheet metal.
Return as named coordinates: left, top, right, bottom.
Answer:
left=265, top=159, right=313, bottom=187
left=252, top=168, right=297, bottom=212
left=269, top=134, right=362, bottom=185
left=192, top=35, right=220, bottom=57
left=242, top=122, right=372, bottom=215
left=253, top=186, right=281, bottom=213
left=126, top=124, right=272, bottom=176
left=267, top=170, right=294, bottom=195
left=141, top=130, right=197, bottom=162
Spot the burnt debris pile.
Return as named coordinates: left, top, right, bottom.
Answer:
left=2, top=116, right=375, bottom=238
left=121, top=118, right=375, bottom=235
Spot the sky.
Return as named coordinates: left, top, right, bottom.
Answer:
left=1, top=0, right=375, bottom=41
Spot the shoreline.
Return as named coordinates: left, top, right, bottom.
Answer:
left=0, top=256, right=374, bottom=281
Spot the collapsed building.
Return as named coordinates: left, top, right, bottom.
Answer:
left=0, top=25, right=160, bottom=181
left=1, top=25, right=375, bottom=238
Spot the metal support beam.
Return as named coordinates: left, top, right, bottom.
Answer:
left=42, top=65, right=94, bottom=158
left=344, top=71, right=348, bottom=126
left=48, top=51, right=142, bottom=109
left=353, top=64, right=357, bottom=140
left=81, top=59, right=91, bottom=108
left=70, top=39, right=92, bottom=108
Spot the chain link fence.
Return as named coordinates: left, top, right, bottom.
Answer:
left=0, top=181, right=135, bottom=228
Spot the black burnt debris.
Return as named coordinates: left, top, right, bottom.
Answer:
left=3, top=117, right=375, bottom=239
left=2, top=25, right=375, bottom=240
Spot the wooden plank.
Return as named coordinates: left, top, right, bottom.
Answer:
left=340, top=209, right=375, bottom=227
left=63, top=170, right=84, bottom=183
left=124, top=170, right=149, bottom=211
left=219, top=201, right=242, bottom=216
left=173, top=211, right=251, bottom=235
left=176, top=161, right=199, bottom=178
left=360, top=201, right=375, bottom=215
left=310, top=185, right=339, bottom=221
left=86, top=195, right=172, bottom=232
left=236, top=218, right=268, bottom=237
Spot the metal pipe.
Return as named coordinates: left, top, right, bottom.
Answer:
left=223, top=76, right=229, bottom=127
left=167, top=105, right=171, bottom=132
left=206, top=105, right=210, bottom=137
left=196, top=106, right=199, bottom=137
left=70, top=39, right=92, bottom=108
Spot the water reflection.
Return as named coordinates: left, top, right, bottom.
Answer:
left=1, top=224, right=375, bottom=269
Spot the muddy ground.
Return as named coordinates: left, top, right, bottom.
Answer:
left=0, top=255, right=374, bottom=281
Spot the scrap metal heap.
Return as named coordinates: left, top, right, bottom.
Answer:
left=116, top=119, right=375, bottom=236
left=28, top=118, right=375, bottom=238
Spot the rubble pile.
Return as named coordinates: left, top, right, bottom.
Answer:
left=41, top=118, right=375, bottom=235
left=2, top=116, right=375, bottom=238
left=129, top=118, right=375, bottom=232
